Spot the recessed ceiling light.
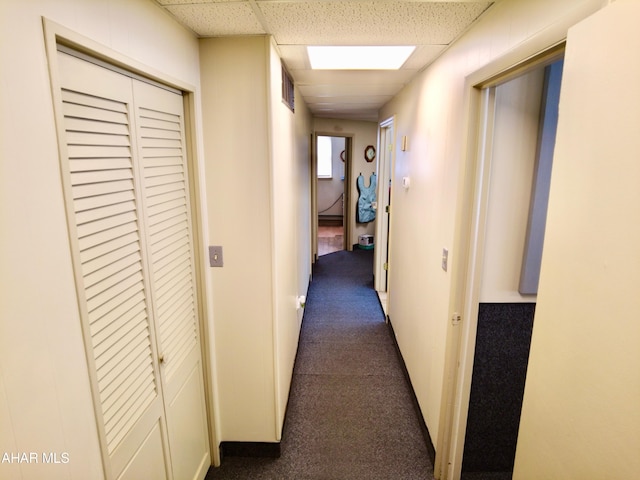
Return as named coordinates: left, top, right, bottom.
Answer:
left=307, top=46, right=416, bottom=70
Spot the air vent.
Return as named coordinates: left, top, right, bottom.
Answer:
left=282, top=64, right=294, bottom=112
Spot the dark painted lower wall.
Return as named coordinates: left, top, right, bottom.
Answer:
left=462, top=303, right=535, bottom=473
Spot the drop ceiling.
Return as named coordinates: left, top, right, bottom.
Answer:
left=154, top=0, right=494, bottom=121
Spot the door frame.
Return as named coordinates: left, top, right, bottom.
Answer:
left=437, top=42, right=566, bottom=480
left=374, top=115, right=395, bottom=294
left=310, top=133, right=318, bottom=262
left=312, top=132, right=353, bottom=258
left=42, top=18, right=220, bottom=471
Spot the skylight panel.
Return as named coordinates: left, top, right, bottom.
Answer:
left=307, top=46, right=416, bottom=70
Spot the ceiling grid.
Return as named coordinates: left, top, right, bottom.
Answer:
left=155, top=0, right=494, bottom=120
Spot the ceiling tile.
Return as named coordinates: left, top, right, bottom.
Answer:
left=276, top=45, right=310, bottom=70
left=298, top=83, right=404, bottom=97
left=291, top=69, right=417, bottom=86
left=304, top=94, right=393, bottom=104
left=156, top=0, right=239, bottom=4
left=314, top=105, right=380, bottom=122
left=258, top=1, right=492, bottom=45
left=402, top=44, right=448, bottom=70
left=163, top=3, right=266, bottom=36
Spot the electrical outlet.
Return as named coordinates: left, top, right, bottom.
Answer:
left=209, top=246, right=224, bottom=267
left=442, top=248, right=449, bottom=272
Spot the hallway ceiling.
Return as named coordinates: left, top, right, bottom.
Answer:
left=154, top=0, right=494, bottom=121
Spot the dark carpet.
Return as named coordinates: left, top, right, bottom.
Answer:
left=206, top=249, right=434, bottom=479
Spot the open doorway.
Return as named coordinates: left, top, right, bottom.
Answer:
left=316, top=135, right=352, bottom=256
left=442, top=51, right=564, bottom=480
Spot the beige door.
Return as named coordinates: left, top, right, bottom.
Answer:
left=56, top=49, right=209, bottom=480
left=133, top=79, right=210, bottom=480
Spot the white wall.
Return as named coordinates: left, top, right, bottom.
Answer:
left=314, top=118, right=378, bottom=246
left=514, top=1, right=640, bottom=477
left=378, top=0, right=607, bottom=449
left=0, top=1, right=201, bottom=479
left=480, top=69, right=544, bottom=303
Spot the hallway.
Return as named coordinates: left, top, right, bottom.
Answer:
left=206, top=249, right=434, bottom=479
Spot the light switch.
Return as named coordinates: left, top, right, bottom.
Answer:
left=442, top=248, right=449, bottom=272
left=209, top=246, right=224, bottom=267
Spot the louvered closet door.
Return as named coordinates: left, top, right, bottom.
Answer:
left=133, top=80, right=210, bottom=480
left=57, top=50, right=209, bottom=480
left=58, top=51, right=169, bottom=480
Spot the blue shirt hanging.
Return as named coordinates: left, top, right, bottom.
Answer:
left=356, top=173, right=377, bottom=223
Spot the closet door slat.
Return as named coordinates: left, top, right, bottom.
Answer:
left=60, top=76, right=160, bottom=457
left=136, top=95, right=198, bottom=383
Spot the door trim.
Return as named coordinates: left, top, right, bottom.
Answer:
left=42, top=18, right=220, bottom=471
left=374, top=115, right=395, bottom=294
left=310, top=133, right=318, bottom=262
left=438, top=42, right=566, bottom=480
left=313, top=132, right=353, bottom=253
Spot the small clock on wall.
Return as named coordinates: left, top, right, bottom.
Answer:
left=364, top=145, right=376, bottom=162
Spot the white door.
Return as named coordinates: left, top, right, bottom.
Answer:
left=133, top=79, right=210, bottom=480
left=374, top=118, right=394, bottom=293
left=56, top=49, right=209, bottom=480
left=513, top=2, right=640, bottom=475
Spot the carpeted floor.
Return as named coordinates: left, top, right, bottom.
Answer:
left=206, top=249, right=434, bottom=479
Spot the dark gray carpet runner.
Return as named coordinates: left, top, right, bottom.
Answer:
left=207, top=249, right=434, bottom=479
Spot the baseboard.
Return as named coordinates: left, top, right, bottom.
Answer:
left=386, top=316, right=437, bottom=466
left=220, top=441, right=281, bottom=459
left=318, top=215, right=343, bottom=227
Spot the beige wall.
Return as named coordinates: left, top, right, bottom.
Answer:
left=268, top=38, right=313, bottom=433
left=378, top=0, right=607, bottom=450
left=199, top=35, right=312, bottom=442
left=200, top=36, right=276, bottom=441
left=0, top=1, right=201, bottom=479
left=313, top=118, right=378, bottom=246
left=514, top=1, right=640, bottom=477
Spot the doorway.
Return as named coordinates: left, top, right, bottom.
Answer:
left=315, top=134, right=352, bottom=257
left=443, top=51, right=564, bottom=480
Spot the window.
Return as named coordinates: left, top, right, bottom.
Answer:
left=317, top=136, right=332, bottom=178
